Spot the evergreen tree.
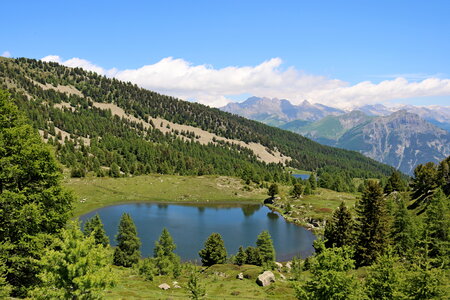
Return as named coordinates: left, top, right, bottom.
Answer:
left=0, top=260, right=11, bottom=298
left=355, top=181, right=390, bottom=266
left=410, top=162, right=438, bottom=209
left=364, top=251, right=404, bottom=300
left=187, top=268, right=206, bottom=300
left=391, top=196, right=416, bottom=256
left=154, top=228, right=181, bottom=276
left=403, top=261, right=445, bottom=300
left=423, top=188, right=450, bottom=263
left=256, top=231, right=276, bottom=268
left=109, top=162, right=121, bottom=178
left=199, top=233, right=227, bottom=266
left=245, top=246, right=262, bottom=266
left=292, top=183, right=304, bottom=198
left=384, top=170, right=406, bottom=194
left=84, top=214, right=109, bottom=247
left=138, top=258, right=156, bottom=281
left=29, top=221, right=115, bottom=299
left=113, top=213, right=141, bottom=267
left=0, top=90, right=73, bottom=296
left=294, top=246, right=362, bottom=300
left=309, top=173, right=317, bottom=190
left=268, top=183, right=279, bottom=198
left=303, top=181, right=313, bottom=195
left=324, top=202, right=354, bottom=248
left=235, top=246, right=247, bottom=266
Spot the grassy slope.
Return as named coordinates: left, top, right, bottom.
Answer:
left=105, top=264, right=296, bottom=299
left=66, top=175, right=268, bottom=217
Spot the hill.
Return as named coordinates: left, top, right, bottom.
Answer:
left=0, top=57, right=393, bottom=180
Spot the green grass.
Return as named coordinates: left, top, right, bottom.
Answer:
left=66, top=175, right=268, bottom=217
left=104, top=264, right=297, bottom=299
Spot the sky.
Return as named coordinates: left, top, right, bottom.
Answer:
left=1, top=0, right=450, bottom=108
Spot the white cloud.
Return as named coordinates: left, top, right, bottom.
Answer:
left=40, top=55, right=450, bottom=108
left=1, top=51, right=11, bottom=57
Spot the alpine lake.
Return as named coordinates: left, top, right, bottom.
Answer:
left=80, top=202, right=316, bottom=262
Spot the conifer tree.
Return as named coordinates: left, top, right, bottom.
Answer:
left=355, top=181, right=390, bottom=266
left=364, top=251, right=403, bottom=300
left=154, top=228, right=181, bottom=276
left=268, top=183, right=279, bottom=197
left=384, top=170, right=406, bottom=194
left=303, top=181, right=313, bottom=195
left=113, top=213, right=141, bottom=267
left=235, top=246, right=247, bottom=266
left=423, top=188, right=450, bottom=262
left=309, top=173, right=317, bottom=190
left=187, top=268, right=206, bottom=300
left=292, top=183, right=304, bottom=198
left=199, top=233, right=227, bottom=266
left=84, top=214, right=109, bottom=247
left=0, top=90, right=73, bottom=296
left=29, top=221, right=115, bottom=299
left=324, top=202, right=354, bottom=248
left=245, top=246, right=262, bottom=266
left=256, top=231, right=276, bottom=268
left=294, top=246, right=362, bottom=300
left=391, top=196, right=416, bottom=256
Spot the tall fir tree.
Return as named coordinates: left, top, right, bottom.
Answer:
left=256, top=231, right=276, bottom=268
left=234, top=246, right=247, bottom=266
left=0, top=90, right=73, bottom=296
left=84, top=214, right=109, bottom=247
left=154, top=228, right=181, bottom=277
left=384, top=170, right=406, bottom=194
left=324, top=202, right=354, bottom=248
left=309, top=173, right=317, bottom=190
left=199, top=233, right=227, bottom=266
left=29, top=221, right=115, bottom=299
left=423, top=188, right=450, bottom=264
left=391, top=195, right=416, bottom=257
left=113, top=213, right=141, bottom=267
left=355, top=180, right=390, bottom=267
left=268, top=183, right=279, bottom=198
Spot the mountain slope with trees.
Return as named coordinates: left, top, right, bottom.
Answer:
left=0, top=57, right=393, bottom=181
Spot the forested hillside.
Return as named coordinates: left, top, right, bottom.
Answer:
left=0, top=57, right=393, bottom=181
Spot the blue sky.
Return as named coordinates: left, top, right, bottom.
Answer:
left=2, top=0, right=450, bottom=107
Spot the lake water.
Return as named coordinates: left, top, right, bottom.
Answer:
left=80, top=203, right=316, bottom=262
left=292, top=174, right=310, bottom=180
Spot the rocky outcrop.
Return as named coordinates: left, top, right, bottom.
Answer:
left=158, top=283, right=170, bottom=290
left=256, top=271, right=276, bottom=286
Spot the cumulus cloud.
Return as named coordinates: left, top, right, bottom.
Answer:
left=40, top=55, right=450, bottom=108
left=1, top=51, right=11, bottom=57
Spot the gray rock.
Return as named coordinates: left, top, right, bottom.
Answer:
left=274, top=262, right=283, bottom=271
left=285, top=261, right=292, bottom=271
left=158, top=283, right=170, bottom=290
left=256, top=271, right=276, bottom=287
left=237, top=272, right=244, bottom=280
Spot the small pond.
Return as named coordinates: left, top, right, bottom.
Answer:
left=80, top=203, right=316, bottom=262
left=292, top=174, right=310, bottom=180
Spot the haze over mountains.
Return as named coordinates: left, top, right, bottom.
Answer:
left=222, top=97, right=450, bottom=174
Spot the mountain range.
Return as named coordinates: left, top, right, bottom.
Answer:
left=222, top=97, right=450, bottom=174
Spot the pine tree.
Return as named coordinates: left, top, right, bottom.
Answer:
left=245, top=246, right=262, bottom=266
left=294, top=246, right=362, bottom=300
left=154, top=228, right=181, bottom=276
left=384, top=170, right=405, bottom=194
left=256, top=231, right=276, bottom=268
left=423, top=188, right=450, bottom=262
left=187, top=268, right=206, bottom=300
left=0, top=90, right=73, bottom=296
left=199, top=233, right=227, bottom=266
left=29, top=221, right=115, bottom=299
left=235, top=246, right=247, bottom=266
left=113, top=213, right=141, bottom=267
left=0, top=260, right=11, bottom=298
left=268, top=183, right=279, bottom=197
left=303, top=181, right=313, bottom=195
left=364, top=251, right=404, bottom=300
left=309, top=173, right=317, bottom=190
left=324, top=202, right=354, bottom=248
left=84, top=214, right=109, bottom=247
left=292, top=183, right=304, bottom=198
left=391, top=196, right=416, bottom=256
left=355, top=180, right=390, bottom=267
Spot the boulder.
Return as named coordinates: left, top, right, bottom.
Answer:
left=256, top=271, right=276, bottom=287
left=285, top=261, right=292, bottom=271
left=158, top=283, right=170, bottom=290
left=237, top=272, right=244, bottom=280
left=274, top=262, right=283, bottom=271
